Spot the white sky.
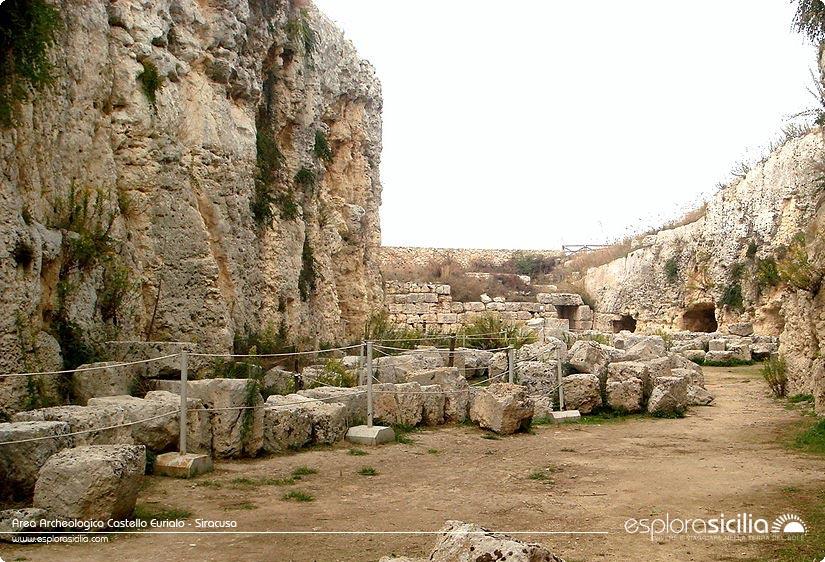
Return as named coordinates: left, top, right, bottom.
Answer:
left=314, top=0, right=817, bottom=250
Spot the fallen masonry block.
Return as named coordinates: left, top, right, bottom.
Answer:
left=13, top=404, right=131, bottom=447
left=562, top=373, right=602, bottom=414
left=469, top=383, right=533, bottom=435
left=262, top=397, right=313, bottom=454
left=0, top=508, right=49, bottom=542
left=429, top=520, right=566, bottom=562
left=346, top=425, right=395, bottom=446
left=72, top=362, right=136, bottom=405
left=34, top=445, right=145, bottom=523
left=0, top=421, right=72, bottom=501
left=647, top=376, right=689, bottom=417
left=154, top=452, right=213, bottom=478
left=266, top=395, right=347, bottom=445
left=705, top=350, right=736, bottom=362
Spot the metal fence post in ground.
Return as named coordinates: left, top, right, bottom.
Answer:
left=366, top=341, right=374, bottom=428
left=507, top=346, right=515, bottom=384
left=179, top=351, right=188, bottom=456
left=557, top=345, right=565, bottom=411
left=358, top=341, right=366, bottom=386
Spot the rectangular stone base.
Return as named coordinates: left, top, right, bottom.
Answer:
left=551, top=410, right=581, bottom=423
left=154, top=452, right=213, bottom=478
left=346, top=425, right=395, bottom=445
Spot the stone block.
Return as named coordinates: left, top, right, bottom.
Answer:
left=0, top=421, right=72, bottom=501
left=469, top=383, right=533, bottom=434
left=34, top=445, right=145, bottom=523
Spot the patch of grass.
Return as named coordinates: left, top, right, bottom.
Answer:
left=392, top=423, right=417, bottom=444
left=528, top=470, right=549, bottom=481
left=137, top=60, right=163, bottom=106
left=282, top=490, right=314, bottom=502
left=698, top=358, right=755, bottom=367
left=133, top=504, right=192, bottom=522
left=559, top=447, right=576, bottom=452
left=762, top=355, right=788, bottom=398
left=793, top=418, right=825, bottom=455
left=789, top=393, right=814, bottom=404
left=426, top=448, right=439, bottom=454
left=531, top=416, right=554, bottom=426
left=224, top=501, right=257, bottom=510
left=231, top=476, right=295, bottom=488
left=348, top=448, right=368, bottom=456
left=573, top=411, right=644, bottom=425
left=294, top=167, right=316, bottom=192
left=357, top=466, right=378, bottom=476
left=291, top=466, right=318, bottom=479
left=481, top=433, right=501, bottom=440
left=286, top=9, right=317, bottom=57
left=195, top=480, right=223, bottom=489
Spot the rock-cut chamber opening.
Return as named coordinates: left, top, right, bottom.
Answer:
left=611, top=314, right=637, bottom=333
left=681, top=303, right=718, bottom=332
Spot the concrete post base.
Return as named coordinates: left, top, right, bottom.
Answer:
left=154, top=452, right=213, bottom=478
left=551, top=410, right=581, bottom=423
left=345, top=425, right=395, bottom=445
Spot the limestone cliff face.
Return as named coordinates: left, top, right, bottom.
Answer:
left=0, top=0, right=382, bottom=414
left=583, top=131, right=825, bottom=404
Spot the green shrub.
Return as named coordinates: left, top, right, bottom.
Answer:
left=98, top=258, right=134, bottom=324
left=719, top=283, right=744, bottom=312
left=239, top=379, right=260, bottom=448
left=313, top=130, right=332, bottom=162
left=756, top=257, right=780, bottom=290
left=512, top=252, right=557, bottom=277
left=305, top=359, right=355, bottom=388
left=458, top=313, right=536, bottom=350
left=664, top=258, right=678, bottom=284
left=363, top=310, right=422, bottom=348
left=298, top=237, right=316, bottom=301
left=762, top=355, right=787, bottom=398
left=357, top=466, right=377, bottom=476
left=294, top=167, right=316, bottom=193
left=792, top=0, right=825, bottom=42
left=286, top=10, right=317, bottom=56
left=137, top=60, right=163, bottom=106
left=729, top=262, right=747, bottom=281
left=779, top=233, right=818, bottom=292
left=0, top=0, right=61, bottom=127
left=746, top=241, right=758, bottom=259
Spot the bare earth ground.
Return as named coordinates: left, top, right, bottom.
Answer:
left=3, top=365, right=824, bottom=562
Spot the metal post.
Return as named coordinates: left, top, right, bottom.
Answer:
left=366, top=341, right=374, bottom=428
left=179, top=351, right=188, bottom=456
left=358, top=341, right=366, bottom=386
left=507, top=346, right=515, bottom=384
left=557, top=345, right=565, bottom=411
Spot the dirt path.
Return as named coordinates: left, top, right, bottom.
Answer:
left=4, top=365, right=823, bottom=562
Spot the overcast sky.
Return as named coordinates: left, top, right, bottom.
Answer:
left=314, top=0, right=817, bottom=250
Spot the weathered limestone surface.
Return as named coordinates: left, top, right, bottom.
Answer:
left=469, top=383, right=533, bottom=434
left=0, top=421, right=72, bottom=501
left=33, top=445, right=145, bottom=522
left=562, top=373, right=602, bottom=414
left=0, top=0, right=383, bottom=417
left=429, top=520, right=565, bottom=562
left=582, top=129, right=825, bottom=412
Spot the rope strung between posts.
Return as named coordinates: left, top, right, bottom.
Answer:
left=190, top=344, right=362, bottom=359
left=0, top=353, right=184, bottom=379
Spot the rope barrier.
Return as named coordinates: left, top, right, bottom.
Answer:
left=190, top=344, right=362, bottom=359
left=0, top=409, right=180, bottom=446
left=0, top=353, right=183, bottom=379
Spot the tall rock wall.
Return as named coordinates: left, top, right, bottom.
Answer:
left=0, top=0, right=383, bottom=416
left=583, top=130, right=825, bottom=407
